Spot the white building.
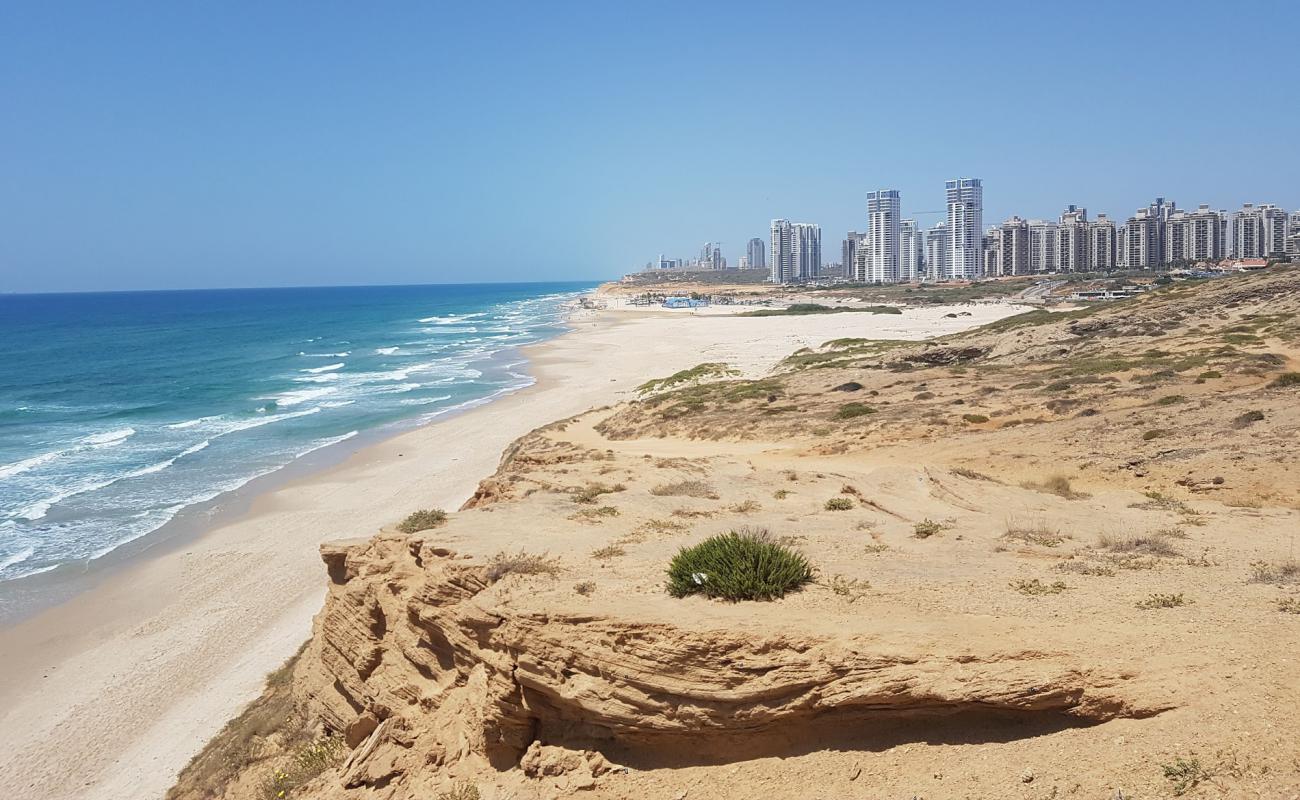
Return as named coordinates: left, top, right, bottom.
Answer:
left=1088, top=214, right=1116, bottom=270
left=998, top=216, right=1031, bottom=275
left=1233, top=203, right=1289, bottom=258
left=864, top=189, right=902, bottom=283
left=1118, top=209, right=1160, bottom=269
left=1057, top=206, right=1089, bottom=273
left=925, top=221, right=949, bottom=279
left=841, top=232, right=861, bottom=281
left=1165, top=204, right=1226, bottom=264
left=746, top=237, right=766, bottom=271
left=1028, top=219, right=1059, bottom=273
left=946, top=178, right=983, bottom=278
left=900, top=218, right=924, bottom=282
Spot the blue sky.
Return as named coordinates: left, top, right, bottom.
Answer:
left=2, top=0, right=1297, bottom=292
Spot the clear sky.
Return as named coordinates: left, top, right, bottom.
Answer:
left=2, top=0, right=1297, bottom=292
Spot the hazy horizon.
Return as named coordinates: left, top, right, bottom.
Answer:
left=3, top=0, right=1298, bottom=293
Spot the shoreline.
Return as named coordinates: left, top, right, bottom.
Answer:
left=0, top=299, right=1029, bottom=800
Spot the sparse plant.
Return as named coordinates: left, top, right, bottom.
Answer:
left=863, top=542, right=890, bottom=554
left=1268, top=371, right=1300, bottom=388
left=1022, top=474, right=1089, bottom=500
left=1129, top=491, right=1194, bottom=514
left=912, top=519, right=944, bottom=538
left=258, top=735, right=345, bottom=800
left=1142, top=428, right=1169, bottom=441
left=961, top=413, right=989, bottom=423
left=1010, top=578, right=1068, bottom=596
left=835, top=402, right=877, bottom=419
left=1057, top=559, right=1115, bottom=577
left=591, top=544, right=626, bottom=560
left=397, top=508, right=447, bottom=533
left=1249, top=559, right=1300, bottom=585
left=728, top=500, right=761, bottom=513
left=1232, top=409, right=1265, bottom=428
left=569, top=505, right=619, bottom=523
left=1155, top=394, right=1186, bottom=406
left=1003, top=518, right=1065, bottom=547
left=825, top=574, right=871, bottom=602
left=1197, top=370, right=1222, bottom=380
left=437, top=783, right=482, bottom=800
left=1278, top=597, right=1300, bottom=614
left=773, top=489, right=792, bottom=500
left=824, top=497, right=854, bottom=511
left=572, top=482, right=626, bottom=504
left=952, top=466, right=996, bottom=482
left=1137, top=592, right=1190, bottom=609
left=1098, top=532, right=1181, bottom=557
left=651, top=479, right=718, bottom=499
left=666, top=528, right=813, bottom=601
left=573, top=581, right=596, bottom=596
left=1162, top=756, right=1211, bottom=795
left=485, top=550, right=561, bottom=582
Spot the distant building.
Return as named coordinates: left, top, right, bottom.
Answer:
left=981, top=227, right=1002, bottom=277
left=1088, top=214, right=1117, bottom=270
left=1146, top=197, right=1177, bottom=265
left=841, top=232, right=861, bottom=282
left=1028, top=219, right=1059, bottom=273
left=946, top=178, right=983, bottom=278
left=865, top=189, right=902, bottom=283
left=1165, top=204, right=1226, bottom=264
left=1118, top=208, right=1160, bottom=269
left=1288, top=210, right=1300, bottom=258
left=1232, top=203, right=1289, bottom=258
left=900, top=219, right=924, bottom=282
left=770, top=219, right=821, bottom=283
left=925, top=221, right=949, bottom=279
left=746, top=237, right=766, bottom=270
left=1057, top=206, right=1089, bottom=273
left=998, top=216, right=1031, bottom=275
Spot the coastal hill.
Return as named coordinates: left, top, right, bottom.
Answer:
left=171, top=269, right=1300, bottom=799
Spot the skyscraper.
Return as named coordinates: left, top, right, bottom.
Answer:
left=1233, top=203, right=1289, bottom=258
left=945, top=178, right=983, bottom=279
left=900, top=219, right=924, bottom=282
left=1088, top=215, right=1116, bottom=270
left=1028, top=219, right=1059, bottom=273
left=841, top=232, right=860, bottom=281
left=1057, top=206, right=1089, bottom=273
left=771, top=219, right=820, bottom=283
left=998, top=217, right=1030, bottom=275
left=1165, top=205, right=1226, bottom=264
left=925, top=222, right=949, bottom=279
left=865, top=189, right=901, bottom=283
left=1118, top=208, right=1160, bottom=269
left=746, top=237, right=766, bottom=271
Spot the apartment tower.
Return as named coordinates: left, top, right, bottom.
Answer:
left=946, top=178, right=983, bottom=279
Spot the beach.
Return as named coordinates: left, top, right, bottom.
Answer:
left=0, top=299, right=1024, bottom=800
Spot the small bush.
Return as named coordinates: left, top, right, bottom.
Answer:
left=1142, top=429, right=1168, bottom=441
left=913, top=519, right=944, bottom=538
left=728, top=500, right=761, bottom=513
left=1278, top=597, right=1300, bottom=614
left=397, top=508, right=447, bottom=533
left=573, top=581, right=596, bottom=596
left=952, top=466, right=996, bottom=482
left=1022, top=474, right=1089, bottom=500
left=1004, top=518, right=1065, bottom=547
left=1249, top=559, right=1300, bottom=585
left=651, top=480, right=718, bottom=499
left=591, top=545, right=625, bottom=560
left=1155, top=394, right=1186, bottom=406
left=1197, top=370, right=1222, bottom=380
left=1010, top=578, right=1068, bottom=596
left=1267, top=371, right=1300, bottom=388
left=835, top=402, right=877, bottom=419
left=961, top=413, right=989, bottom=423
left=824, top=497, right=855, bottom=511
left=572, top=482, right=626, bottom=504
left=1057, top=559, right=1115, bottom=577
left=1098, top=532, right=1180, bottom=557
left=258, top=736, right=345, bottom=800
left=1162, top=757, right=1211, bottom=796
left=826, top=574, right=870, bottom=602
left=437, top=784, right=482, bottom=800
left=570, top=505, right=619, bottom=523
left=666, top=529, right=813, bottom=601
left=485, top=551, right=561, bottom=582
left=773, top=489, right=791, bottom=500
left=1232, top=409, right=1265, bottom=428
left=1136, top=592, right=1190, bottom=609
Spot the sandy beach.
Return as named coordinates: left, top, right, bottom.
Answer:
left=0, top=299, right=1024, bottom=800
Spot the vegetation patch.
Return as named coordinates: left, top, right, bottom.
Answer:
left=258, top=736, right=346, bottom=800
left=825, top=574, right=871, bottom=602
left=1162, top=757, right=1212, bottom=796
left=1004, top=519, right=1065, bottom=547
left=1142, top=428, right=1169, bottom=441
left=637, top=362, right=738, bottom=395
left=591, top=544, right=626, bottom=560
left=1249, top=559, right=1300, bottom=585
left=573, top=581, right=595, bottom=596
left=397, top=508, right=447, bottom=533
left=961, top=413, right=989, bottom=424
left=1098, top=532, right=1181, bottom=557
left=569, top=505, right=619, bottom=523
left=666, top=529, right=813, bottom=601
left=912, top=519, right=945, bottom=538
left=1136, top=592, right=1190, bottom=609
left=1232, top=409, right=1265, bottom=428
left=742, top=303, right=902, bottom=317
left=834, top=402, right=878, bottom=419
left=1278, top=597, right=1300, bottom=614
left=1022, top=474, right=1089, bottom=500
left=1155, top=394, right=1186, bottom=406
left=485, top=551, right=561, bottom=582
left=824, top=497, right=855, bottom=511
left=1268, top=371, right=1300, bottom=388
left=572, top=482, right=626, bottom=504
left=1010, top=578, right=1068, bottom=596
left=651, top=479, right=718, bottom=499
left=1057, top=560, right=1115, bottom=577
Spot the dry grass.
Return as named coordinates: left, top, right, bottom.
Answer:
left=1057, top=559, right=1115, bottom=577
left=591, top=545, right=626, bottom=560
left=571, top=482, right=626, bottom=504
left=728, top=500, right=761, bottom=513
left=1249, top=559, right=1300, bottom=585
left=825, top=574, right=871, bottom=602
left=573, top=581, right=596, bottom=596
left=1010, top=578, right=1069, bottom=596
left=651, top=479, right=718, bottom=499
left=1021, top=474, right=1090, bottom=500
left=1003, top=517, right=1066, bottom=547
left=485, top=551, right=561, bottom=582
left=1136, top=592, right=1190, bottom=609
left=1098, top=532, right=1181, bottom=557
left=568, top=505, right=619, bottom=523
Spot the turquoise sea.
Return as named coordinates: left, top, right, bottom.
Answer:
left=0, top=282, right=593, bottom=584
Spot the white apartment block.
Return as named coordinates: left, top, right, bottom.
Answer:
left=746, top=237, right=766, bottom=271
left=982, top=228, right=1002, bottom=277
left=946, top=178, right=983, bottom=278
left=998, top=217, right=1031, bottom=275
left=1233, top=203, right=1289, bottom=258
left=841, top=231, right=860, bottom=281
left=925, top=222, right=949, bottom=279
left=864, top=189, right=902, bottom=283
left=1088, top=215, right=1116, bottom=270
left=1165, top=204, right=1226, bottom=263
left=900, top=219, right=924, bottom=282
left=1056, top=206, right=1089, bottom=272
left=1028, top=219, right=1058, bottom=273
left=1117, top=209, right=1160, bottom=269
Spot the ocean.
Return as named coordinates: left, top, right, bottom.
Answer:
left=0, top=282, right=594, bottom=586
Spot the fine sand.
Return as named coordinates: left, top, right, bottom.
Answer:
left=0, top=300, right=1023, bottom=800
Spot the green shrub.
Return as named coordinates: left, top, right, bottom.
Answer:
left=1155, top=394, right=1185, bottom=406
left=913, top=519, right=944, bottom=538
left=651, top=480, right=717, bottom=498
left=1197, top=370, right=1222, bottom=380
left=1136, top=592, right=1190, bottom=609
left=1233, top=409, right=1265, bottom=428
left=1142, top=429, right=1168, bottom=441
left=824, top=497, right=854, bottom=511
left=397, top=508, right=447, bottom=533
left=666, top=529, right=812, bottom=601
left=1269, top=371, right=1300, bottom=388
left=961, top=413, right=989, bottom=423
left=835, top=402, right=877, bottom=419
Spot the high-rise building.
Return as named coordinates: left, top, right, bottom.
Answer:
left=864, top=189, right=902, bottom=283
left=1028, top=220, right=1059, bottom=273
left=770, top=220, right=793, bottom=283
left=900, top=219, right=924, bottom=282
left=1233, top=203, right=1289, bottom=258
left=1288, top=211, right=1300, bottom=258
left=1057, top=206, right=1089, bottom=273
left=1145, top=197, right=1177, bottom=265
left=1165, top=204, right=1226, bottom=264
left=982, top=228, right=1002, bottom=278
left=1118, top=208, right=1160, bottom=269
left=793, top=223, right=821, bottom=280
left=746, top=237, right=766, bottom=271
left=998, top=216, right=1031, bottom=275
left=770, top=221, right=821, bottom=283
left=841, top=232, right=860, bottom=281
left=925, top=222, right=949, bottom=279
left=1088, top=214, right=1116, bottom=270
left=945, top=178, right=983, bottom=278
